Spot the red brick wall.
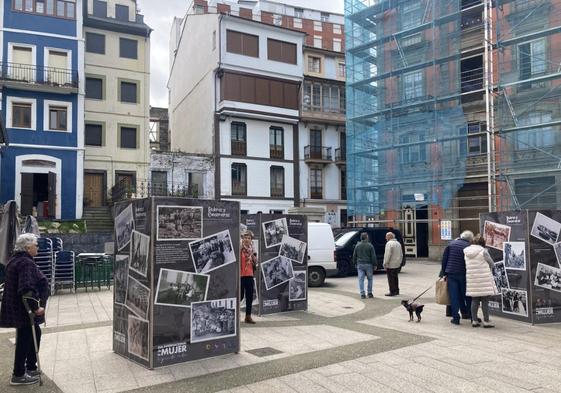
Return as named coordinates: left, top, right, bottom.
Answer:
left=239, top=7, right=252, bottom=19
left=261, top=11, right=274, bottom=24
left=217, top=3, right=231, bottom=14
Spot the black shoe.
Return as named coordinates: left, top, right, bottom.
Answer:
left=360, top=294, right=366, bottom=299
left=10, top=374, right=39, bottom=386
left=450, top=318, right=460, bottom=325
left=26, top=369, right=41, bottom=378
left=461, top=314, right=472, bottom=320
left=367, top=293, right=374, bottom=298
left=385, top=293, right=396, bottom=296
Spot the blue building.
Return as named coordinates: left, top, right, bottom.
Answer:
left=0, top=0, right=84, bottom=219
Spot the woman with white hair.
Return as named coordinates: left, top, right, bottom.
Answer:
left=0, top=233, right=48, bottom=385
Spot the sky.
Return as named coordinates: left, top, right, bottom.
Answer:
left=137, top=0, right=345, bottom=107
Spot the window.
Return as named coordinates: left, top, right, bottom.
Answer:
left=231, top=122, right=247, bottom=156
left=322, top=85, right=342, bottom=112
left=310, top=167, right=323, bottom=199
left=268, top=39, right=297, bottom=64
left=341, top=169, right=347, bottom=200
left=303, top=82, right=321, bottom=111
left=270, top=127, right=284, bottom=159
left=14, top=0, right=73, bottom=16
left=46, top=0, right=54, bottom=15
left=232, top=163, right=247, bottom=196
left=460, top=122, right=487, bottom=156
left=10, top=45, right=34, bottom=81
left=86, top=77, right=103, bottom=99
left=273, top=14, right=282, bottom=26
left=120, top=38, right=138, bottom=59
left=151, top=171, right=168, bottom=196
left=403, top=70, right=424, bottom=100
left=226, top=30, right=259, bottom=57
left=12, top=102, right=32, bottom=128
left=194, top=4, right=205, bottom=14
left=294, top=7, right=303, bottom=18
left=333, top=38, right=342, bottom=52
left=85, top=123, right=103, bottom=146
left=48, top=106, right=67, bottom=130
left=46, top=49, right=70, bottom=84
left=14, top=0, right=23, bottom=10
left=516, top=112, right=555, bottom=150
left=86, top=32, right=105, bottom=54
left=115, top=4, right=129, bottom=21
left=333, top=24, right=342, bottom=35
left=212, top=31, right=216, bottom=50
left=303, top=82, right=345, bottom=114
left=399, top=133, right=426, bottom=163
left=308, top=56, right=321, bottom=73
left=25, top=0, right=33, bottom=11
left=338, top=62, right=346, bottom=78
left=120, top=81, right=138, bottom=103
left=93, top=0, right=107, bottom=17
left=270, top=166, right=284, bottom=197
left=401, top=33, right=422, bottom=47
left=314, top=21, right=322, bottom=31
left=401, top=1, right=422, bottom=30
left=36, top=0, right=44, bottom=12
left=314, top=36, right=322, bottom=48
left=120, top=126, right=137, bottom=149
left=519, top=39, right=546, bottom=79
left=320, top=12, right=330, bottom=22
left=293, top=18, right=302, bottom=29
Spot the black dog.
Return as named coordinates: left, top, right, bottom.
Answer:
left=401, top=300, right=424, bottom=322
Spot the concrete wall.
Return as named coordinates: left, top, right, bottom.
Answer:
left=58, top=232, right=113, bottom=254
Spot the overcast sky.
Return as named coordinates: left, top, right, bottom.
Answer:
left=137, top=0, right=345, bottom=107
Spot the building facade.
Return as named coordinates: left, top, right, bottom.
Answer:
left=0, top=0, right=84, bottom=219
left=346, top=0, right=561, bottom=258
left=169, top=8, right=305, bottom=213
left=82, top=0, right=151, bottom=208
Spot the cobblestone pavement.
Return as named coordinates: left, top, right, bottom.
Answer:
left=2, top=260, right=560, bottom=393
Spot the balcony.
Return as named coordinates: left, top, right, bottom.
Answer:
left=232, top=181, right=247, bottom=196
left=310, top=187, right=323, bottom=200
left=304, top=146, right=332, bottom=164
left=270, top=146, right=284, bottom=159
left=334, top=147, right=346, bottom=166
left=231, top=141, right=246, bottom=156
left=0, top=62, right=79, bottom=93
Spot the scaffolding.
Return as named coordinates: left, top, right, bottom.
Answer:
left=345, top=0, right=561, bottom=254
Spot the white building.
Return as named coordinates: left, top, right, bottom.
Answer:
left=169, top=10, right=305, bottom=213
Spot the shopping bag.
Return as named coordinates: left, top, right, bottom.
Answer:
left=435, top=278, right=450, bottom=305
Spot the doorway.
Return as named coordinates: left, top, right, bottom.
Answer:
left=20, top=172, right=56, bottom=218
left=84, top=172, right=106, bottom=207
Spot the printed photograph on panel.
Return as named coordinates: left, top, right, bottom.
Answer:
left=503, top=242, right=526, bottom=271
left=191, top=298, right=237, bottom=343
left=535, top=263, right=561, bottom=293
left=483, top=221, right=511, bottom=251
left=114, top=255, right=129, bottom=305
left=189, top=230, right=236, bottom=274
left=262, top=218, right=289, bottom=248
left=127, top=315, right=149, bottom=361
left=493, top=261, right=510, bottom=290
left=278, top=235, right=307, bottom=264
left=115, top=204, right=134, bottom=251
left=155, top=268, right=209, bottom=308
left=289, top=271, right=307, bottom=301
left=501, top=288, right=528, bottom=317
left=157, top=205, right=203, bottom=241
left=129, top=230, right=150, bottom=277
left=261, top=256, right=295, bottom=290
left=531, top=212, right=561, bottom=245
left=554, top=242, right=561, bottom=268
left=125, top=276, right=150, bottom=320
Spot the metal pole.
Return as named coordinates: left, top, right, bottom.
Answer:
left=484, top=0, right=496, bottom=212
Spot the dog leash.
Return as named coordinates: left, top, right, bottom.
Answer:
left=409, top=282, right=436, bottom=303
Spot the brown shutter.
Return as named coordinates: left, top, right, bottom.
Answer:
left=267, top=39, right=282, bottom=62
left=283, top=42, right=297, bottom=64
left=240, top=75, right=256, bottom=103
left=243, top=33, right=259, bottom=57
left=226, top=30, right=242, bottom=54
left=223, top=72, right=241, bottom=101
left=284, top=82, right=299, bottom=109
left=255, top=78, right=270, bottom=105
left=270, top=80, right=284, bottom=107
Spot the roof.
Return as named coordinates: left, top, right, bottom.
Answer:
left=84, top=14, right=152, bottom=37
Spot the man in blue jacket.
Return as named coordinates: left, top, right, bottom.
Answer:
left=440, top=230, right=474, bottom=325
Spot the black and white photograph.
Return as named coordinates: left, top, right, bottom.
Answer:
left=115, top=204, right=134, bottom=251
left=157, top=205, right=203, bottom=241
left=129, top=230, right=150, bottom=277
left=501, top=288, right=528, bottom=317
left=278, top=235, right=307, bottom=264
left=289, top=271, right=306, bottom=301
left=262, top=218, right=289, bottom=248
left=240, top=277, right=258, bottom=308
left=554, top=242, right=561, bottom=268
left=534, top=263, right=561, bottom=293
left=114, top=255, right=129, bottom=305
left=189, top=230, right=236, bottom=274
left=493, top=261, right=510, bottom=290
left=191, top=298, right=237, bottom=343
left=531, top=212, right=561, bottom=245
left=503, top=242, right=526, bottom=271
left=483, top=220, right=511, bottom=251
left=155, top=268, right=209, bottom=308
left=261, top=256, right=295, bottom=291
left=127, top=315, right=149, bottom=361
left=125, top=276, right=150, bottom=319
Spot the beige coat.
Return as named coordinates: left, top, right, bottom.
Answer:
left=383, top=239, right=403, bottom=269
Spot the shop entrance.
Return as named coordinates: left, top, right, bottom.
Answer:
left=20, top=172, right=56, bottom=218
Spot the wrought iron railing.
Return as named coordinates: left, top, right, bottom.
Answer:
left=110, top=178, right=199, bottom=203
left=270, top=146, right=284, bottom=159
left=335, top=147, right=346, bottom=162
left=0, top=62, right=78, bottom=88
left=304, top=145, right=332, bottom=161
left=231, top=141, right=246, bottom=156
left=310, top=187, right=323, bottom=199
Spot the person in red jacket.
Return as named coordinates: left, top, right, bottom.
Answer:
left=240, top=230, right=257, bottom=324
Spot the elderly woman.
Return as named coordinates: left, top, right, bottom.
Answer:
left=0, top=233, right=48, bottom=385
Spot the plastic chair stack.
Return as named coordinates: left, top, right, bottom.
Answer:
left=35, top=238, right=55, bottom=296
left=54, top=250, right=75, bottom=294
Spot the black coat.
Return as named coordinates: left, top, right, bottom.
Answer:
left=0, top=252, right=49, bottom=328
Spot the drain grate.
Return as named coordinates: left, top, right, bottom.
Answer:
left=246, top=347, right=283, bottom=357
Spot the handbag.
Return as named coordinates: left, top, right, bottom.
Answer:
left=435, top=278, right=450, bottom=305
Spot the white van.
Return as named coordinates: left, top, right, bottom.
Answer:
left=307, top=223, right=337, bottom=287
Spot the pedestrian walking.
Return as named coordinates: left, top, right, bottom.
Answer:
left=439, top=230, right=473, bottom=325
left=353, top=232, right=377, bottom=299
left=0, top=233, right=49, bottom=385
left=464, top=234, right=497, bottom=328
left=240, top=230, right=257, bottom=324
left=383, top=232, right=403, bottom=296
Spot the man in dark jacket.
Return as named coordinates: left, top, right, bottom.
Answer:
left=440, top=230, right=474, bottom=325
left=353, top=232, right=377, bottom=299
left=0, top=233, right=48, bottom=385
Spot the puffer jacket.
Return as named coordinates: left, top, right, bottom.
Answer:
left=464, top=245, right=498, bottom=297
